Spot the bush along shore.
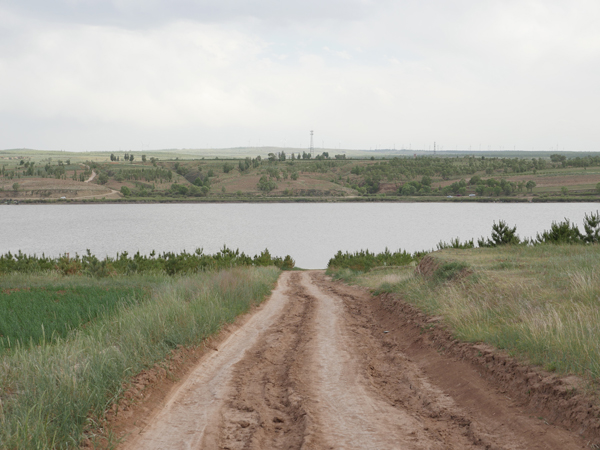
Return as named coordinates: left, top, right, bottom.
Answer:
left=328, top=210, right=600, bottom=274
left=0, top=253, right=282, bottom=448
left=0, top=246, right=295, bottom=276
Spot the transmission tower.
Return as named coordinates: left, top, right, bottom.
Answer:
left=310, top=130, right=314, bottom=156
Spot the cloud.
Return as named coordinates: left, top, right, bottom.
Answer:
left=0, top=0, right=599, bottom=151
left=0, top=0, right=390, bottom=28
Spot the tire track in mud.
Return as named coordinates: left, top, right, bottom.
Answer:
left=314, top=274, right=588, bottom=450
left=208, top=272, right=313, bottom=449
left=120, top=272, right=295, bottom=450
left=208, top=272, right=490, bottom=449
left=120, top=271, right=589, bottom=450
left=300, top=273, right=481, bottom=450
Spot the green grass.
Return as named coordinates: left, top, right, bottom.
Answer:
left=0, top=267, right=279, bottom=449
left=334, top=245, right=600, bottom=382
left=0, top=285, right=145, bottom=350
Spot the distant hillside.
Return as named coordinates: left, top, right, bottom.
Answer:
left=3, top=147, right=600, bottom=161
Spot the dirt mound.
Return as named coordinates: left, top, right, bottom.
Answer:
left=415, top=254, right=440, bottom=276
left=376, top=291, right=600, bottom=446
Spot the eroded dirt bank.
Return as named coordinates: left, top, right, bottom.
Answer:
left=117, top=271, right=590, bottom=449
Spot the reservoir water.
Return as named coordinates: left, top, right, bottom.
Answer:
left=1, top=203, right=599, bottom=268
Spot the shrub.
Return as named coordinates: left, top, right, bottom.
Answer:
left=0, top=248, right=294, bottom=277
left=257, top=176, right=277, bottom=192
left=433, top=261, right=470, bottom=282
left=583, top=211, right=600, bottom=243
left=437, top=237, right=475, bottom=250
left=281, top=255, right=295, bottom=270
left=478, top=220, right=520, bottom=247
left=327, top=248, right=415, bottom=272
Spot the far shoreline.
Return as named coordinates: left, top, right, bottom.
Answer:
left=3, top=196, right=600, bottom=205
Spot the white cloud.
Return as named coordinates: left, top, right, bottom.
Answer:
left=0, top=0, right=599, bottom=151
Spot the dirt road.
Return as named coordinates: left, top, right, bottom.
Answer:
left=84, top=170, right=97, bottom=183
left=119, top=272, right=589, bottom=449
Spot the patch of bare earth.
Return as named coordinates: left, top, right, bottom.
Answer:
left=511, top=173, right=600, bottom=188
left=114, top=271, right=593, bottom=449
left=0, top=177, right=117, bottom=199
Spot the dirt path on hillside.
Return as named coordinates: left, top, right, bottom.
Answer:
left=84, top=170, right=97, bottom=183
left=118, top=272, right=589, bottom=450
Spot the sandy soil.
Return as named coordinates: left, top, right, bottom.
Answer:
left=116, top=272, right=591, bottom=449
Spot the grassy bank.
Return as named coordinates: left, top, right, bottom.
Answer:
left=329, top=245, right=600, bottom=381
left=0, top=267, right=279, bottom=449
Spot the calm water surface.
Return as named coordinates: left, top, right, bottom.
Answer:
left=1, top=203, right=598, bottom=268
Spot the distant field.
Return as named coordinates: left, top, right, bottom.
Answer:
left=3, top=148, right=600, bottom=202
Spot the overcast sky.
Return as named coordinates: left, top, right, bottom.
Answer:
left=1, top=0, right=599, bottom=152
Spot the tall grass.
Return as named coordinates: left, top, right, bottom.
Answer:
left=0, top=266, right=279, bottom=449
left=351, top=245, right=600, bottom=381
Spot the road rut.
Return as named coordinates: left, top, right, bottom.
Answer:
left=119, top=271, right=588, bottom=450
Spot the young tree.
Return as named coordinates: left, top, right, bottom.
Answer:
left=478, top=220, right=520, bottom=247
left=257, top=175, right=277, bottom=192
left=536, top=219, right=582, bottom=244
left=142, top=155, right=147, bottom=162
left=583, top=211, right=600, bottom=243
left=526, top=180, right=536, bottom=192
